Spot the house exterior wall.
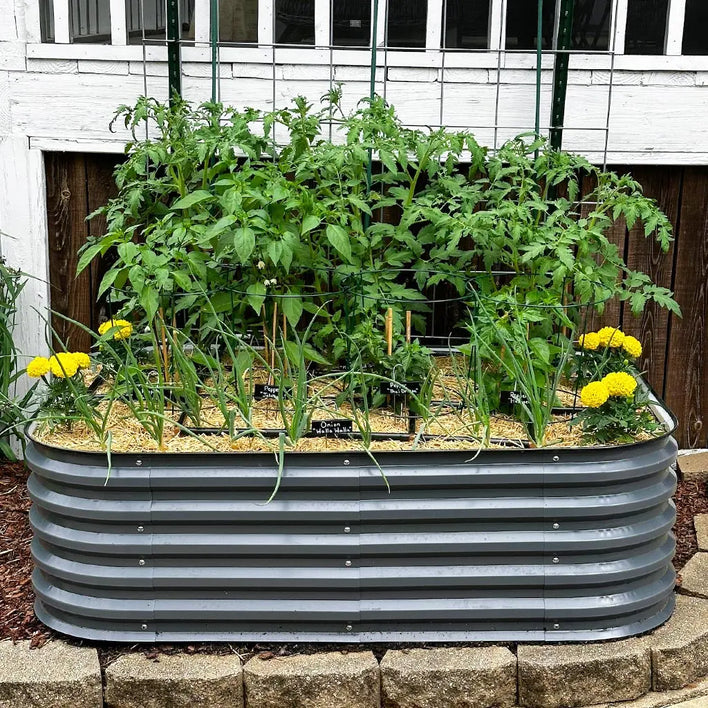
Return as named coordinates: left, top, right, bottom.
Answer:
left=1, top=0, right=707, bottom=367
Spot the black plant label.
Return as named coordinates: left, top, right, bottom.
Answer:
left=311, top=419, right=354, bottom=437
left=380, top=381, right=422, bottom=396
left=254, top=384, right=290, bottom=400
left=499, top=389, right=530, bottom=407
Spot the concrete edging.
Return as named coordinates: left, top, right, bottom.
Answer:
left=2, top=563, right=708, bottom=707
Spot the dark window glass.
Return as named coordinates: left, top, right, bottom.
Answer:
left=40, top=0, right=55, bottom=41
left=387, top=1, right=426, bottom=48
left=333, top=0, right=371, bottom=47
left=70, top=0, right=111, bottom=43
left=571, top=0, right=610, bottom=50
left=275, top=0, right=314, bottom=45
left=445, top=0, right=490, bottom=49
left=505, top=0, right=555, bottom=50
left=625, top=0, right=668, bottom=54
left=127, top=0, right=194, bottom=44
left=683, top=0, right=708, bottom=55
left=220, top=0, right=258, bottom=43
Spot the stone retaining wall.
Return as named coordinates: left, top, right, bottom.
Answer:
left=2, top=587, right=708, bottom=708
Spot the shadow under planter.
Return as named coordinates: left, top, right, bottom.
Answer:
left=25, top=432, right=678, bottom=643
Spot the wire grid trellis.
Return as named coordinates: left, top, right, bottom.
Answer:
left=132, top=0, right=621, bottom=170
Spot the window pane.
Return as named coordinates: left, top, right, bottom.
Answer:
left=127, top=0, right=194, bottom=44
left=445, top=0, right=490, bottom=49
left=275, top=0, right=315, bottom=45
left=40, top=0, right=55, bottom=41
left=387, top=1, right=426, bottom=48
left=571, top=0, right=610, bottom=50
left=625, top=0, right=668, bottom=55
left=70, top=0, right=111, bottom=43
left=683, top=0, right=708, bottom=55
left=505, top=0, right=554, bottom=50
left=333, top=0, right=371, bottom=47
left=220, top=0, right=258, bottom=42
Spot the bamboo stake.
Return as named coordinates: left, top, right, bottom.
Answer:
left=405, top=310, right=411, bottom=344
left=386, top=307, right=393, bottom=356
left=158, top=307, right=169, bottom=381
left=270, top=301, right=278, bottom=383
left=261, top=305, right=269, bottom=369
left=282, top=312, right=289, bottom=378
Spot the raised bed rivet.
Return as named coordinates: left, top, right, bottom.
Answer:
left=141, top=624, right=148, bottom=630
left=345, top=560, right=352, bottom=567
left=553, top=623, right=560, bottom=629
left=345, top=624, right=353, bottom=631
left=344, top=526, right=351, bottom=533
left=137, top=526, right=144, bottom=532
left=136, top=459, right=143, bottom=466
left=343, top=459, right=350, bottom=466
left=552, top=522, right=560, bottom=530
left=138, top=559, right=146, bottom=566
left=552, top=455, right=560, bottom=462
left=552, top=556, right=560, bottom=564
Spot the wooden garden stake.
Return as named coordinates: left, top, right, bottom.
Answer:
left=386, top=307, right=393, bottom=356
left=405, top=310, right=411, bottom=344
left=270, top=301, right=278, bottom=382
left=158, top=307, right=169, bottom=380
left=261, top=305, right=269, bottom=368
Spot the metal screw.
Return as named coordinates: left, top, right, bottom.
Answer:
left=552, top=557, right=560, bottom=564
left=141, top=623, right=148, bottom=630
left=552, top=455, right=560, bottom=462
left=344, top=526, right=351, bottom=534
left=552, top=522, right=560, bottom=530
left=553, top=623, right=560, bottom=630
left=345, top=624, right=353, bottom=632
left=136, top=459, right=143, bottom=467
left=343, top=459, right=350, bottom=466
left=137, top=526, right=144, bottom=533
left=138, top=559, right=146, bottom=566
left=345, top=560, right=352, bottom=567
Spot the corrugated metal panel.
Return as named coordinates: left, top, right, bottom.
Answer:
left=26, top=435, right=678, bottom=643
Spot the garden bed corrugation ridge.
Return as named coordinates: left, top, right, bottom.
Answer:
left=26, top=436, right=678, bottom=643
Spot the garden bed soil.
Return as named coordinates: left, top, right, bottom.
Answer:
left=3, top=455, right=704, bottom=650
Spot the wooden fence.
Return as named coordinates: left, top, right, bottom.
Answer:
left=43, top=153, right=708, bottom=448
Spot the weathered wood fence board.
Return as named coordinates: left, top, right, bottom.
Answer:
left=43, top=154, right=708, bottom=448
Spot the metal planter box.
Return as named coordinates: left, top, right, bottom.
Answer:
left=26, top=432, right=677, bottom=643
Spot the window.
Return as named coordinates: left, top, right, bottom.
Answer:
left=387, top=1, right=426, bottom=48
left=127, top=0, right=194, bottom=44
left=332, top=1, right=371, bottom=47
left=682, top=0, right=708, bottom=55
left=506, top=0, right=610, bottom=51
left=275, top=0, right=315, bottom=45
left=505, top=0, right=555, bottom=50
left=71, top=0, right=111, bottom=43
left=219, top=0, right=258, bottom=43
left=625, top=0, right=668, bottom=55
left=571, top=0, right=610, bottom=50
left=445, top=0, right=490, bottom=49
left=39, top=0, right=55, bottom=42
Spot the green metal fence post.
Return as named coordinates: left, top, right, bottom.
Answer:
left=550, top=0, right=575, bottom=151
left=166, top=0, right=182, bottom=102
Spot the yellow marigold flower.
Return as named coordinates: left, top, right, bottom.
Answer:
left=48, top=352, right=79, bottom=378
left=597, top=326, right=625, bottom=348
left=26, top=356, right=50, bottom=378
left=578, top=332, right=600, bottom=351
left=622, top=335, right=642, bottom=358
left=580, top=381, right=610, bottom=408
left=72, top=352, right=91, bottom=369
left=602, top=371, right=637, bottom=398
left=98, top=318, right=133, bottom=340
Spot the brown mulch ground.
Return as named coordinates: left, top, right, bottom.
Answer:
left=1, top=457, right=707, bottom=656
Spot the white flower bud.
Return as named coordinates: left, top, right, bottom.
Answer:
left=257, top=260, right=265, bottom=270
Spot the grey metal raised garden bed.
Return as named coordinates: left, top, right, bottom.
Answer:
left=26, top=420, right=678, bottom=643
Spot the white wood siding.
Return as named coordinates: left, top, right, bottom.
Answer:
left=1, top=0, right=707, bottom=363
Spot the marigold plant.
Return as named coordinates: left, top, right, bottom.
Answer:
left=602, top=371, right=637, bottom=398
left=580, top=381, right=610, bottom=408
